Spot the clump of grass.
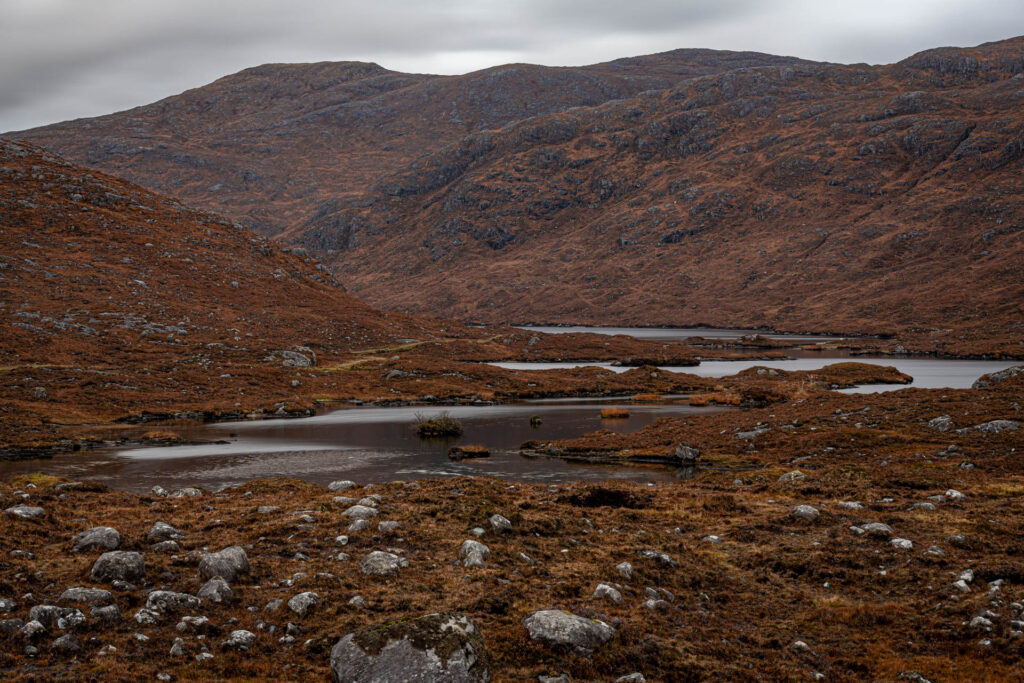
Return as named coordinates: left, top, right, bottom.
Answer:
left=448, top=444, right=490, bottom=460
left=415, top=411, right=463, bottom=438
left=600, top=408, right=630, bottom=419
left=529, top=415, right=542, bottom=426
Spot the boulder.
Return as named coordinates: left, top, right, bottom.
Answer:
left=28, top=605, right=85, bottom=631
left=4, top=505, right=44, bottom=520
left=972, top=365, right=1024, bottom=388
left=489, top=514, right=512, bottom=533
left=330, top=612, right=490, bottom=683
left=975, top=419, right=1020, bottom=433
left=359, top=551, right=409, bottom=576
left=222, top=629, right=257, bottom=652
left=523, top=609, right=615, bottom=657
left=71, top=527, right=121, bottom=553
left=90, top=551, right=145, bottom=583
left=675, top=443, right=700, bottom=464
left=593, top=584, right=622, bottom=604
left=197, top=577, right=233, bottom=604
left=198, top=546, right=250, bottom=583
left=328, top=480, right=357, bottom=492
left=147, top=521, right=185, bottom=543
left=638, top=549, right=678, bottom=568
left=792, top=505, right=820, bottom=522
left=145, top=591, right=202, bottom=614
left=343, top=505, right=378, bottom=520
left=59, top=587, right=112, bottom=606
left=459, top=540, right=490, bottom=568
left=51, top=633, right=82, bottom=655
left=287, top=592, right=320, bottom=616
left=861, top=522, right=895, bottom=539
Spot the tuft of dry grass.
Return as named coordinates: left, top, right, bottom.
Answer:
left=600, top=408, right=630, bottom=419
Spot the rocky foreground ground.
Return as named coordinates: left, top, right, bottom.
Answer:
left=1, top=367, right=1022, bottom=681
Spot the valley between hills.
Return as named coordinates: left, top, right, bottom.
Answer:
left=0, top=37, right=1023, bottom=683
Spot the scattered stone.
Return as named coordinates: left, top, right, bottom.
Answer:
left=28, top=605, right=85, bottom=631
left=945, top=489, right=966, bottom=502
left=891, top=538, right=914, bottom=550
left=861, top=523, right=894, bottom=539
left=378, top=521, right=401, bottom=533
left=256, top=505, right=280, bottom=514
left=924, top=546, right=945, bottom=557
left=702, top=535, right=723, bottom=544
left=343, top=505, right=378, bottom=520
left=171, top=487, right=203, bottom=498
left=4, top=505, right=44, bottom=520
left=360, top=551, right=409, bottom=576
left=0, top=598, right=15, bottom=613
left=638, top=549, right=678, bottom=568
left=837, top=501, right=865, bottom=511
left=71, top=526, right=121, bottom=552
left=328, top=480, right=357, bottom=492
left=59, top=587, right=112, bottom=606
left=490, top=514, right=512, bottom=533
left=616, top=674, right=647, bottom=683
left=147, top=521, right=185, bottom=543
left=199, top=546, right=250, bottom=583
left=348, top=596, right=366, bottom=608
left=469, top=527, right=486, bottom=538
left=222, top=629, right=257, bottom=651
left=335, top=535, right=349, bottom=546
left=594, top=584, right=622, bottom=604
left=974, top=419, right=1019, bottom=433
left=910, top=502, right=937, bottom=511
left=778, top=470, right=805, bottom=482
left=675, top=443, right=699, bottom=464
left=792, top=505, right=820, bottom=522
left=90, top=605, right=120, bottom=623
left=90, top=551, right=145, bottom=583
left=287, top=592, right=320, bottom=616
left=135, top=609, right=159, bottom=625
left=616, top=562, right=634, bottom=580
left=170, top=638, right=187, bottom=656
left=146, top=591, right=201, bottom=614
left=348, top=519, right=372, bottom=533
left=928, top=415, right=953, bottom=431
left=0, top=619, right=24, bottom=634
left=643, top=599, right=670, bottom=611
left=330, top=612, right=490, bottom=682
left=51, top=633, right=81, bottom=655
left=523, top=610, right=615, bottom=657
left=152, top=540, right=181, bottom=553
left=198, top=577, right=233, bottom=604
left=460, top=540, right=490, bottom=568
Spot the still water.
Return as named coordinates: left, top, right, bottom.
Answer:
left=516, top=325, right=855, bottom=342
left=0, top=402, right=724, bottom=493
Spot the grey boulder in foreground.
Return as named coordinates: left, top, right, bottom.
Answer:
left=330, top=612, right=490, bottom=682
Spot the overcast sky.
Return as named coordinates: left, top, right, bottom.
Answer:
left=1, top=0, right=1020, bottom=132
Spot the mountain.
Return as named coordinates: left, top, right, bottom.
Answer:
left=293, top=37, right=1024, bottom=351
left=7, top=39, right=1024, bottom=352
left=5, top=49, right=814, bottom=238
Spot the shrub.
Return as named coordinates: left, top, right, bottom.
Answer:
left=415, top=411, right=463, bottom=437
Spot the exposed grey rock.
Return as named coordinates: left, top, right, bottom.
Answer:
left=972, top=366, right=1024, bottom=388
left=928, top=415, right=953, bottom=431
left=348, top=519, right=372, bottom=533
left=170, top=637, right=187, bottom=656
left=837, top=501, right=865, bottom=511
left=151, top=486, right=169, bottom=497
left=28, top=605, right=85, bottom=631
left=616, top=562, right=634, bottom=580
left=489, top=514, right=512, bottom=533
left=378, top=521, right=401, bottom=533
left=151, top=540, right=181, bottom=553
left=287, top=592, right=320, bottom=616
left=360, top=551, right=409, bottom=576
left=460, top=540, right=490, bottom=568
left=59, top=587, right=112, bottom=606
left=675, top=443, right=700, bottom=464
left=616, top=674, right=647, bottom=682
left=348, top=596, right=366, bottom=608
left=891, top=538, right=914, bottom=550
left=4, top=505, right=44, bottom=520
left=197, top=577, right=233, bottom=604
left=343, top=505, right=378, bottom=520
left=51, top=633, right=82, bottom=655
left=330, top=612, right=490, bottom=683
left=90, top=605, right=120, bottom=623
left=147, top=521, right=185, bottom=543
left=975, top=419, right=1020, bottom=433
left=145, top=591, right=201, bottom=614
left=945, top=489, right=967, bottom=502
left=266, top=349, right=313, bottom=367
left=328, top=480, right=357, bottom=492
left=593, top=584, right=622, bottom=604
left=638, top=549, right=678, bottom=568
left=171, top=487, right=203, bottom=498
left=0, top=598, right=16, bottom=613
left=18, top=620, right=46, bottom=640
left=778, top=470, right=805, bottom=482
left=90, top=551, right=145, bottom=583
left=256, top=505, right=280, bottom=514
left=71, top=526, right=121, bottom=552
left=909, top=502, right=936, bottom=511
left=861, top=523, right=895, bottom=539
left=222, top=629, right=257, bottom=652
left=135, top=609, right=159, bottom=625
left=199, top=546, right=250, bottom=583
left=523, top=610, right=615, bottom=657
left=0, top=618, right=25, bottom=634
left=792, top=505, right=820, bottom=522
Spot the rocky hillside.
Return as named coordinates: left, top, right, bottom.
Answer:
left=5, top=50, right=812, bottom=238
left=295, top=37, right=1024, bottom=349
left=0, top=138, right=462, bottom=442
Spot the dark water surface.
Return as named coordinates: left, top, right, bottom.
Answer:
left=0, top=402, right=724, bottom=493
left=516, top=325, right=856, bottom=342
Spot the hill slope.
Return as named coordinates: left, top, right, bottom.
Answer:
left=5, top=50, right=815, bottom=237
left=295, top=37, right=1024, bottom=350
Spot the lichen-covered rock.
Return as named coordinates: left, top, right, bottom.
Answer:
left=638, top=549, right=678, bottom=568
left=147, top=521, right=185, bottom=543
left=972, top=365, right=1024, bottom=388
left=59, top=587, right=112, bottom=606
left=328, top=480, right=357, bottom=492
left=791, top=505, right=820, bottom=522
left=287, top=592, right=320, bottom=616
left=145, top=591, right=201, bottom=614
left=459, top=540, right=490, bottom=568
left=90, top=551, right=145, bottom=583
left=4, top=505, right=44, bottom=520
left=71, top=526, right=121, bottom=552
left=51, top=633, right=82, bottom=655
left=489, top=514, right=512, bottom=533
left=28, top=605, right=85, bottom=631
left=222, top=629, right=257, bottom=652
left=343, top=505, right=378, bottom=520
left=197, top=577, right=233, bottom=604
left=359, top=551, right=409, bottom=576
left=523, top=609, right=615, bottom=657
left=330, top=612, right=490, bottom=682
left=198, top=546, right=250, bottom=582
